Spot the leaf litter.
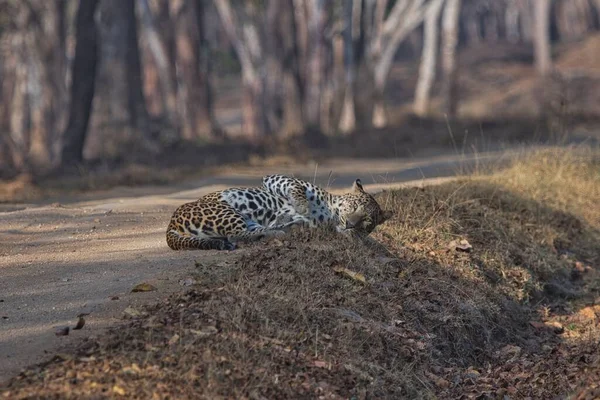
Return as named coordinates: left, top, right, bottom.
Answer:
left=4, top=151, right=600, bottom=399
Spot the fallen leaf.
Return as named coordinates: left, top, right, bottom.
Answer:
left=332, top=266, right=367, bottom=284
left=190, top=326, right=218, bottom=338
left=178, top=278, right=197, bottom=287
left=168, top=334, right=180, bottom=346
left=123, top=306, right=142, bottom=318
left=425, top=372, right=450, bottom=389
left=73, top=317, right=85, bottom=330
left=496, top=344, right=521, bottom=359
left=131, top=282, right=157, bottom=293
left=531, top=320, right=564, bottom=334
left=55, top=326, right=70, bottom=336
left=313, top=360, right=330, bottom=369
left=464, top=367, right=480, bottom=380
left=121, top=364, right=141, bottom=375
left=110, top=296, right=120, bottom=301
left=378, top=256, right=400, bottom=265
left=437, top=376, right=451, bottom=389
left=449, top=239, right=473, bottom=252
left=112, top=385, right=126, bottom=396
left=545, top=321, right=565, bottom=334
left=574, top=261, right=587, bottom=272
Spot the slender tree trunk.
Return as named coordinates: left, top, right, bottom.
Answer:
left=505, top=0, right=521, bottom=43
left=0, top=49, right=20, bottom=173
left=441, top=0, right=461, bottom=118
left=124, top=0, right=157, bottom=150
left=193, top=0, right=222, bottom=137
left=22, top=2, right=69, bottom=169
left=281, top=0, right=305, bottom=137
left=8, top=38, right=30, bottom=171
left=414, top=0, right=444, bottom=117
left=61, top=0, right=100, bottom=167
left=138, top=0, right=178, bottom=122
left=173, top=0, right=221, bottom=140
left=213, top=0, right=265, bottom=140
left=304, top=0, right=326, bottom=130
left=368, top=0, right=445, bottom=127
left=519, top=0, right=534, bottom=42
left=339, top=0, right=359, bottom=134
left=533, top=0, right=552, bottom=75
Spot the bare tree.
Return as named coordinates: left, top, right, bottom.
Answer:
left=533, top=0, right=552, bottom=75
left=124, top=0, right=156, bottom=148
left=6, top=1, right=70, bottom=169
left=61, top=0, right=101, bottom=166
left=360, top=0, right=445, bottom=127
left=138, top=0, right=178, bottom=122
left=413, top=0, right=445, bottom=116
left=505, top=0, right=520, bottom=43
left=441, top=0, right=461, bottom=118
left=338, top=0, right=361, bottom=133
left=172, top=0, right=222, bottom=140
left=213, top=0, right=266, bottom=139
left=300, top=0, right=326, bottom=130
left=554, top=0, right=594, bottom=40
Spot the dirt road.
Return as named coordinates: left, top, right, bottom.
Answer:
left=0, top=151, right=519, bottom=384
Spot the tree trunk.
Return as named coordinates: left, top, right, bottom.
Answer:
left=441, top=0, right=461, bottom=118
left=519, top=0, right=534, bottom=42
left=368, top=0, right=445, bottom=127
left=213, top=0, right=266, bottom=140
left=22, top=2, right=69, bottom=169
left=138, top=0, right=178, bottom=122
left=124, top=0, right=157, bottom=151
left=338, top=0, right=360, bottom=134
left=303, top=0, right=326, bottom=130
left=193, top=0, right=222, bottom=137
left=414, top=0, right=444, bottom=117
left=533, top=0, right=552, bottom=76
left=1, top=40, right=26, bottom=172
left=61, top=0, right=100, bottom=166
left=505, top=0, right=521, bottom=43
left=172, top=0, right=221, bottom=140
left=280, top=0, right=305, bottom=137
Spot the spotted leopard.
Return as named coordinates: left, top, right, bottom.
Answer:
left=262, top=174, right=393, bottom=238
left=166, top=188, right=305, bottom=251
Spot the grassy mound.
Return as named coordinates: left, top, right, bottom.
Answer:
left=3, top=147, right=599, bottom=399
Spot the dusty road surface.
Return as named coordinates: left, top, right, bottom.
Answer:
left=0, top=151, right=520, bottom=384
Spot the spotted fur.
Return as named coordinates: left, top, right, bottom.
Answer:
left=262, top=174, right=393, bottom=238
left=166, top=189, right=305, bottom=250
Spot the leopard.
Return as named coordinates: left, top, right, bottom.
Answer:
left=261, top=174, right=393, bottom=238
left=166, top=175, right=393, bottom=251
left=166, top=188, right=306, bottom=251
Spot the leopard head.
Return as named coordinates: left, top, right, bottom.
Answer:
left=338, top=179, right=393, bottom=238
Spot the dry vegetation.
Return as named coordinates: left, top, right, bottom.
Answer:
left=2, top=147, right=600, bottom=399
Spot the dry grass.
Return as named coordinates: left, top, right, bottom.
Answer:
left=2, top=147, right=600, bottom=399
left=491, top=146, right=600, bottom=228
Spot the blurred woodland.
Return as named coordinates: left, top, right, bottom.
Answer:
left=1, top=0, right=600, bottom=178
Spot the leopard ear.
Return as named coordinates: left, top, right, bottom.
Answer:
left=352, top=179, right=365, bottom=193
